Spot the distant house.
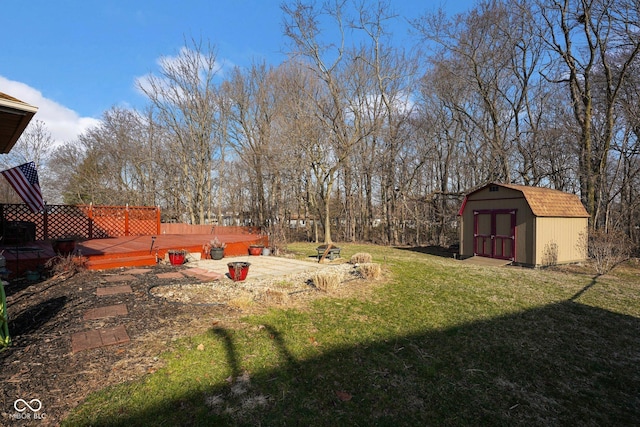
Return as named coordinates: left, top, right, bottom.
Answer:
left=458, top=183, right=589, bottom=267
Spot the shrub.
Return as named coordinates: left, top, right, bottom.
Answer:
left=311, top=271, right=342, bottom=291
left=586, top=229, right=634, bottom=275
left=261, top=288, right=288, bottom=305
left=45, top=254, right=88, bottom=278
left=228, top=294, right=255, bottom=310
left=350, top=252, right=372, bottom=264
left=210, top=237, right=226, bottom=248
left=541, top=241, right=559, bottom=267
left=357, top=263, right=382, bottom=280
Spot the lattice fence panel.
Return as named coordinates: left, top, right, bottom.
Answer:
left=0, top=204, right=160, bottom=242
left=89, top=206, right=126, bottom=238
left=0, top=204, right=45, bottom=241
left=46, top=205, right=91, bottom=239
left=126, top=206, right=159, bottom=236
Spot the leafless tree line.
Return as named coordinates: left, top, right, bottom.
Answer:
left=3, top=0, right=640, bottom=247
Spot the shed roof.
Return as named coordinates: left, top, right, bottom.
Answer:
left=462, top=183, right=590, bottom=218
left=0, top=92, right=38, bottom=154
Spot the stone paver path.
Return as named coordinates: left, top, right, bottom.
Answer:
left=74, top=277, right=135, bottom=353
left=73, top=255, right=338, bottom=353
left=96, top=285, right=133, bottom=296
left=181, top=268, right=224, bottom=282
left=127, top=268, right=152, bottom=275
left=103, top=274, right=137, bottom=283
left=71, top=325, right=130, bottom=353
left=191, top=256, right=332, bottom=281
left=82, top=303, right=128, bottom=320
left=156, top=272, right=184, bottom=280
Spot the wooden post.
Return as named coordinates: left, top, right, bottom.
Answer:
left=318, top=243, right=334, bottom=263
left=43, top=203, right=48, bottom=240
left=87, top=203, right=93, bottom=239
left=156, top=206, right=161, bottom=235
left=124, top=204, right=130, bottom=236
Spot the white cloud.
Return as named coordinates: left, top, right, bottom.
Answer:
left=0, top=76, right=101, bottom=147
left=134, top=47, right=231, bottom=100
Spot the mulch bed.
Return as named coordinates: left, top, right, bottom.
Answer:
left=0, top=262, right=365, bottom=426
left=0, top=265, right=247, bottom=426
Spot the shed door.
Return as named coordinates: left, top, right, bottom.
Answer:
left=473, top=210, right=516, bottom=260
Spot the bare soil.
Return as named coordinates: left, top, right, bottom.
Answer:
left=0, top=261, right=365, bottom=426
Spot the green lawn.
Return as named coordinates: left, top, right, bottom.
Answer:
left=63, top=243, right=640, bottom=426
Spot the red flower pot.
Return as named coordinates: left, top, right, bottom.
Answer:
left=248, top=245, right=263, bottom=256
left=53, top=238, right=76, bottom=256
left=168, top=250, right=186, bottom=265
left=228, top=262, right=250, bottom=281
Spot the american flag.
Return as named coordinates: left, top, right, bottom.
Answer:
left=1, top=162, right=44, bottom=213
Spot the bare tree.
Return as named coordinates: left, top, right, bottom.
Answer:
left=415, top=67, right=468, bottom=245
left=272, top=61, right=323, bottom=242
left=282, top=0, right=377, bottom=244
left=352, top=1, right=420, bottom=245
left=1, top=119, right=54, bottom=171
left=539, top=0, right=640, bottom=227
left=49, top=141, right=102, bottom=205
left=614, top=56, right=640, bottom=242
left=414, top=1, right=527, bottom=184
left=137, top=38, right=220, bottom=224
left=224, top=62, right=280, bottom=227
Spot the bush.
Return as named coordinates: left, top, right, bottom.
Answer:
left=357, top=263, right=381, bottom=280
left=541, top=241, right=559, bottom=267
left=350, top=253, right=372, bottom=264
left=587, top=229, right=634, bottom=275
left=311, top=271, right=342, bottom=291
left=45, top=254, right=88, bottom=278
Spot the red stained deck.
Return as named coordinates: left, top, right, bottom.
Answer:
left=1, top=233, right=268, bottom=277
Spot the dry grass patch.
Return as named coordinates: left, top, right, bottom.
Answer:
left=357, top=262, right=382, bottom=280
left=227, top=293, right=256, bottom=310
left=350, top=252, right=373, bottom=264
left=45, top=254, right=88, bottom=278
left=311, top=270, right=343, bottom=291
left=260, top=288, right=289, bottom=305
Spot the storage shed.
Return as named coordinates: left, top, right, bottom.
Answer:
left=458, top=183, right=589, bottom=266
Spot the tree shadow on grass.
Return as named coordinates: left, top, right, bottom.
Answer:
left=72, top=299, right=640, bottom=426
left=395, top=245, right=458, bottom=259
left=569, top=275, right=600, bottom=301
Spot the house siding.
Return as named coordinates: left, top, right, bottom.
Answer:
left=534, top=216, right=588, bottom=266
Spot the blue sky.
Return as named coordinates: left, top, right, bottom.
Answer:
left=2, top=0, right=475, bottom=145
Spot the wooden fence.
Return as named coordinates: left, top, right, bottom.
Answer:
left=0, top=204, right=161, bottom=243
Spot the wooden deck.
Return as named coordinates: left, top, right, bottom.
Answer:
left=1, top=233, right=268, bottom=278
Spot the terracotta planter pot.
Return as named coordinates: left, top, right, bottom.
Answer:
left=248, top=245, right=263, bottom=256
left=228, top=261, right=250, bottom=281
left=168, top=250, right=186, bottom=265
left=53, top=238, right=76, bottom=256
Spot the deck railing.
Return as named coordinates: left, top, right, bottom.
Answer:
left=159, top=223, right=263, bottom=235
left=0, top=204, right=161, bottom=242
